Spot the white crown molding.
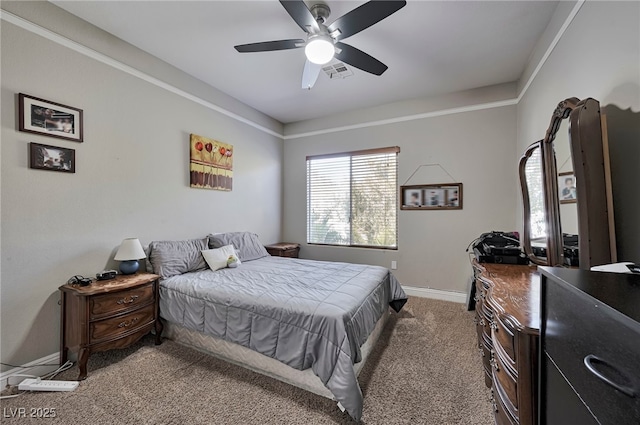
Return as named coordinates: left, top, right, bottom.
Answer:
left=516, top=0, right=585, bottom=103
left=0, top=10, right=283, bottom=139
left=2, top=2, right=583, bottom=140
left=283, top=98, right=519, bottom=140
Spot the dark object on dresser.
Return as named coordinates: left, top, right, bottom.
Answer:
left=265, top=242, right=300, bottom=258
left=472, top=260, right=539, bottom=425
left=540, top=267, right=640, bottom=425
left=59, top=272, right=162, bottom=380
left=470, top=231, right=529, bottom=265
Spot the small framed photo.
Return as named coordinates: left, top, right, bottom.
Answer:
left=19, top=93, right=83, bottom=142
left=29, top=142, right=75, bottom=173
left=559, top=172, right=577, bottom=204
left=401, top=183, right=463, bottom=210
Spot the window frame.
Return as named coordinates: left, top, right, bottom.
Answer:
left=306, top=146, right=400, bottom=250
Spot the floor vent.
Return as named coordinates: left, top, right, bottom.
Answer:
left=322, top=62, right=353, bottom=79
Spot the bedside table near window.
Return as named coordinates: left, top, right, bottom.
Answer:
left=265, top=243, right=300, bottom=258
left=59, top=272, right=162, bottom=380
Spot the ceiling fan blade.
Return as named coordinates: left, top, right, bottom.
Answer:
left=279, top=0, right=320, bottom=34
left=234, top=39, right=305, bottom=53
left=334, top=42, right=388, bottom=76
left=328, top=1, right=407, bottom=41
left=302, top=60, right=322, bottom=90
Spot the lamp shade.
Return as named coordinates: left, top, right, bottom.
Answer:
left=114, top=238, right=146, bottom=261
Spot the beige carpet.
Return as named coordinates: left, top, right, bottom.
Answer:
left=1, top=297, right=493, bottom=424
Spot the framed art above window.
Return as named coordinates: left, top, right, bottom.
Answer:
left=400, top=183, right=463, bottom=210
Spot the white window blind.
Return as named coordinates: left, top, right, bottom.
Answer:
left=525, top=147, right=546, bottom=240
left=306, top=147, right=399, bottom=249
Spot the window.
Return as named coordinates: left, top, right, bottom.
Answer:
left=525, top=146, right=546, bottom=240
left=306, top=147, right=399, bottom=249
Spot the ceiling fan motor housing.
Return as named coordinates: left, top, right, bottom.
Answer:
left=310, top=3, right=331, bottom=24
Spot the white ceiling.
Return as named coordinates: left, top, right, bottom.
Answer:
left=50, top=1, right=559, bottom=124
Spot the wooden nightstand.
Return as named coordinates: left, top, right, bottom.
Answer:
left=265, top=243, right=300, bottom=258
left=59, top=272, right=162, bottom=380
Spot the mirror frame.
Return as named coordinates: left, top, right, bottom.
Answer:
left=540, top=97, right=580, bottom=266
left=520, top=97, right=616, bottom=268
left=569, top=98, right=616, bottom=268
left=519, top=140, right=546, bottom=265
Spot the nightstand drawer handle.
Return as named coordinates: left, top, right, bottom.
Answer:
left=118, top=317, right=139, bottom=328
left=584, top=355, right=636, bottom=398
left=117, top=295, right=139, bottom=305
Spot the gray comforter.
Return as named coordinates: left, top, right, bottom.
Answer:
left=158, top=256, right=407, bottom=421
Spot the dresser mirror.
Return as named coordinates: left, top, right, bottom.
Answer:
left=519, top=97, right=616, bottom=268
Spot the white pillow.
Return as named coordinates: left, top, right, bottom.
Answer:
left=201, top=245, right=241, bottom=271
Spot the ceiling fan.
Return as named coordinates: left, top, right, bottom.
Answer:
left=234, top=0, right=407, bottom=89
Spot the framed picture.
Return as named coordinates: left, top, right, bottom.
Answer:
left=401, top=183, right=463, bottom=210
left=189, top=134, right=233, bottom=191
left=29, top=142, right=75, bottom=173
left=19, top=93, right=83, bottom=142
left=559, top=172, right=577, bottom=204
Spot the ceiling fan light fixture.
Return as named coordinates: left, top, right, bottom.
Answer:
left=305, top=36, right=334, bottom=65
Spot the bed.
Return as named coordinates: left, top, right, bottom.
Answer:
left=147, top=233, right=407, bottom=421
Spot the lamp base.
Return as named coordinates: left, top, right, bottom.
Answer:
left=119, top=260, right=140, bottom=275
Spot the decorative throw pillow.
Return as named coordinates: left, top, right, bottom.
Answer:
left=202, top=245, right=241, bottom=271
left=148, top=238, right=209, bottom=279
left=207, top=232, right=269, bottom=262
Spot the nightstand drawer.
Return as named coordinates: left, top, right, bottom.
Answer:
left=90, top=303, right=155, bottom=341
left=90, top=283, right=154, bottom=319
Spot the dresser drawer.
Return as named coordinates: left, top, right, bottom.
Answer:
left=90, top=283, right=154, bottom=319
left=494, top=378, right=518, bottom=425
left=474, top=309, right=484, bottom=349
left=90, top=303, right=155, bottom=342
left=481, top=302, right=493, bottom=340
left=545, top=280, right=640, bottom=424
left=481, top=335, right=493, bottom=380
left=493, top=346, right=518, bottom=413
left=493, top=313, right=516, bottom=364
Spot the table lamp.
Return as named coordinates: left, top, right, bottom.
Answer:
left=114, top=238, right=146, bottom=275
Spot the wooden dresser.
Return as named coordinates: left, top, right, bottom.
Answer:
left=472, top=261, right=540, bottom=425
left=59, top=273, right=162, bottom=380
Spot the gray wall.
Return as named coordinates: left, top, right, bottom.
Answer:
left=1, top=3, right=283, bottom=368
left=283, top=90, right=518, bottom=293
left=2, top=0, right=638, bottom=370
left=516, top=0, right=640, bottom=263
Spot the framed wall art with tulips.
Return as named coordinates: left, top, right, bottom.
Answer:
left=189, top=133, right=233, bottom=191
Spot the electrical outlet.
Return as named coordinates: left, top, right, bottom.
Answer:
left=391, top=261, right=397, bottom=270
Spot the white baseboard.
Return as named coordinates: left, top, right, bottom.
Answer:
left=1, top=352, right=61, bottom=389
left=401, top=285, right=468, bottom=304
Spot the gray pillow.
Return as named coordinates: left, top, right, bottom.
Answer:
left=148, top=238, right=208, bottom=279
left=207, top=232, right=269, bottom=262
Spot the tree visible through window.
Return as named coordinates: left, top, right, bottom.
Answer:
left=306, top=147, right=399, bottom=249
left=525, top=147, right=546, bottom=240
